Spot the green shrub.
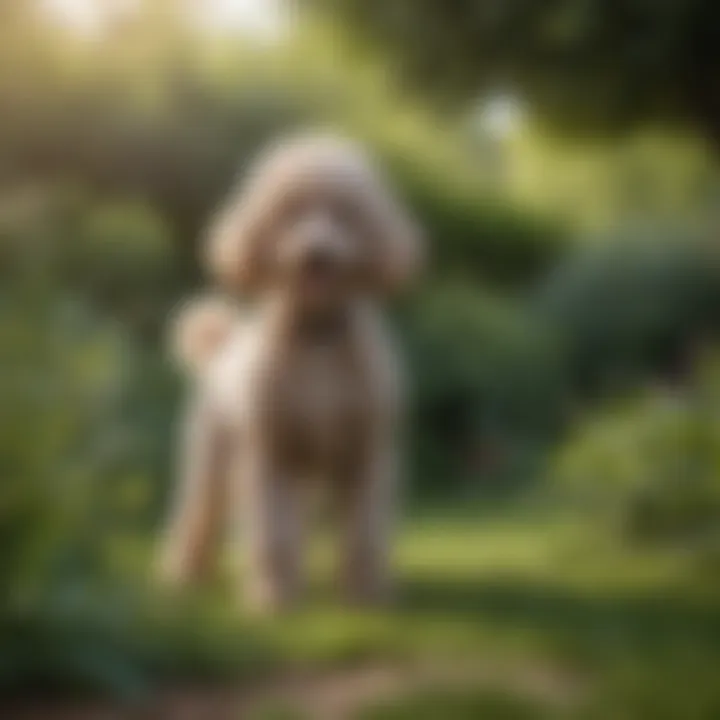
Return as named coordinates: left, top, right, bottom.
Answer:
left=403, top=283, right=567, bottom=497
left=383, top=152, right=567, bottom=289
left=552, top=353, right=720, bottom=543
left=539, top=225, right=720, bottom=398
left=1, top=188, right=182, bottom=337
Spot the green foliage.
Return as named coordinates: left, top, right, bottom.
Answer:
left=392, top=157, right=567, bottom=288
left=0, top=198, right=178, bottom=621
left=553, top=354, right=720, bottom=544
left=539, top=226, right=720, bottom=397
left=1, top=591, right=148, bottom=697
left=404, top=284, right=567, bottom=495
left=311, top=0, right=720, bottom=141
left=0, top=277, right=172, bottom=696
left=1, top=187, right=182, bottom=336
left=505, top=129, right=718, bottom=230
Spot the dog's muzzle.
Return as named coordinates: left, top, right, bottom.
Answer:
left=301, top=244, right=340, bottom=278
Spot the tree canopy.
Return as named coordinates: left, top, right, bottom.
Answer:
left=313, top=0, right=720, bottom=145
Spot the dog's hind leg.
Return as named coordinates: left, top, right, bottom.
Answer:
left=157, top=397, right=230, bottom=586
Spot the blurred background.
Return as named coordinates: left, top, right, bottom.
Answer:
left=2, top=1, right=720, bottom=718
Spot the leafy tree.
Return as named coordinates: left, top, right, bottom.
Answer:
left=311, top=0, right=720, bottom=147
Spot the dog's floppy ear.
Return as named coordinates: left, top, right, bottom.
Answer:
left=204, top=141, right=296, bottom=293
left=204, top=190, right=269, bottom=293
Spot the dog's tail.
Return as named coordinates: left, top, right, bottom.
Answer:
left=169, top=295, right=238, bottom=374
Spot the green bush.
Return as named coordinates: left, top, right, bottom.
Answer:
left=403, top=283, right=567, bottom=497
left=539, top=225, right=720, bottom=398
left=0, top=203, right=179, bottom=698
left=552, top=353, right=720, bottom=543
left=1, top=188, right=182, bottom=336
left=382, top=151, right=567, bottom=289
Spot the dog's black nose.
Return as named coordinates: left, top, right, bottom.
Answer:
left=303, top=246, right=335, bottom=275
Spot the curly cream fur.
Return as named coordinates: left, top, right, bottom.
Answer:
left=205, top=133, right=422, bottom=294
left=159, top=133, right=422, bottom=612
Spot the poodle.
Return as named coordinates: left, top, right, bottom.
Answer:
left=158, top=134, right=423, bottom=612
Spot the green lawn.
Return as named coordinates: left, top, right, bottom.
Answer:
left=11, top=513, right=720, bottom=718
left=130, top=513, right=720, bottom=718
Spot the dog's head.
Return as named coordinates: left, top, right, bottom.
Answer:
left=205, top=134, right=423, bottom=311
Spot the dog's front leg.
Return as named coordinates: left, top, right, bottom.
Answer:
left=337, top=432, right=399, bottom=606
left=241, top=448, right=305, bottom=613
left=157, top=396, right=229, bottom=586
